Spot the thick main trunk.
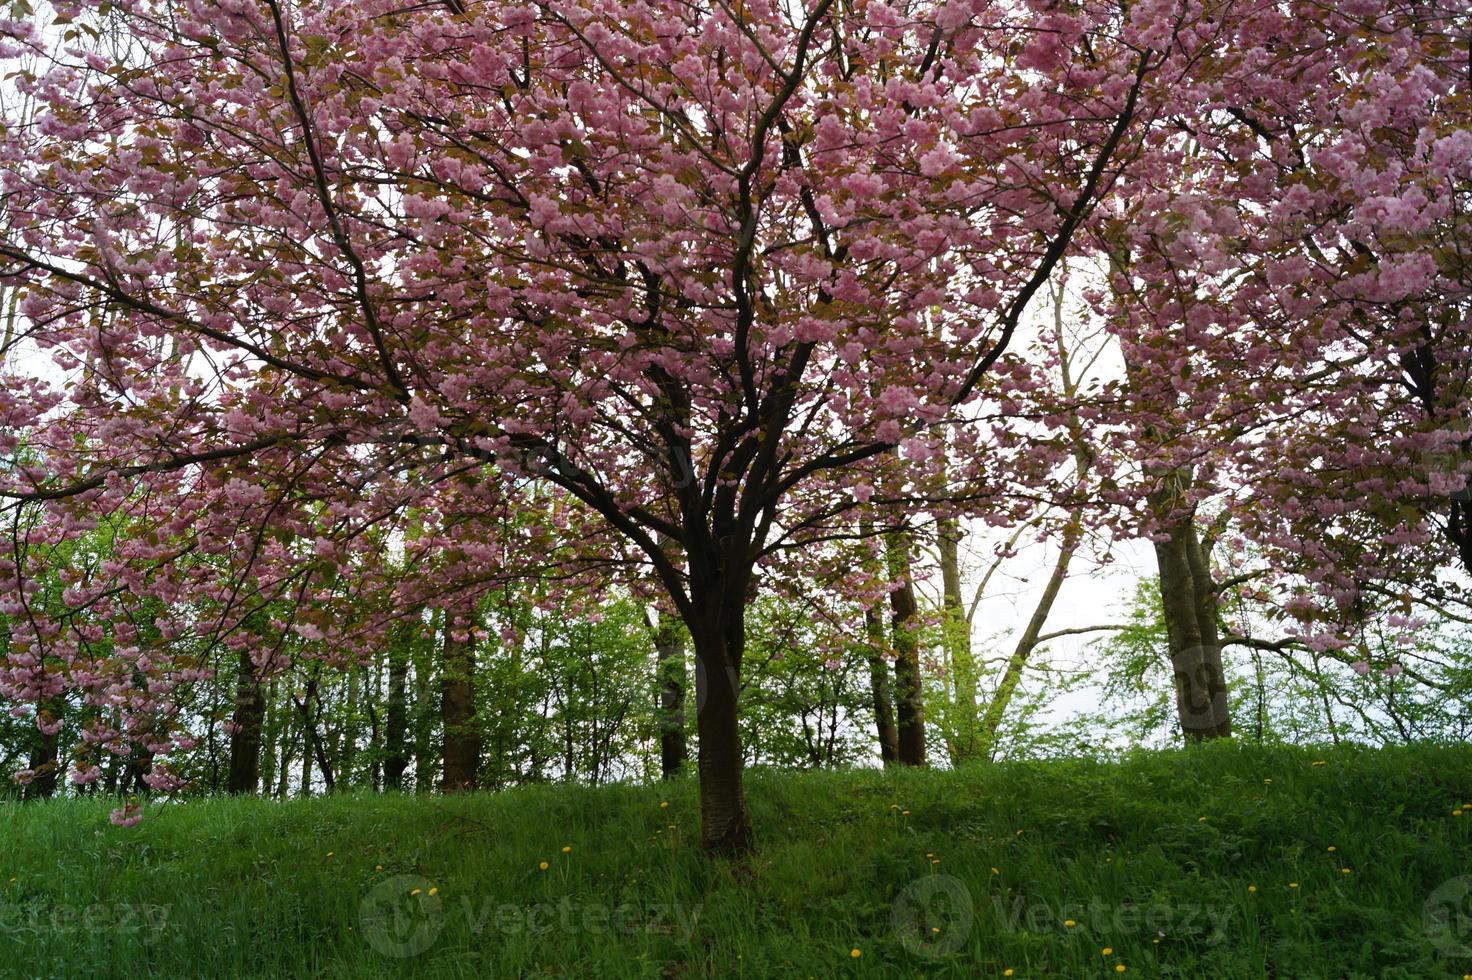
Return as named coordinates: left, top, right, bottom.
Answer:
left=885, top=532, right=926, bottom=767
left=1155, top=516, right=1232, bottom=740
left=440, top=616, right=480, bottom=793
left=689, top=603, right=752, bottom=855
left=383, top=630, right=410, bottom=792
left=653, top=611, right=688, bottom=780
left=226, top=650, right=265, bottom=794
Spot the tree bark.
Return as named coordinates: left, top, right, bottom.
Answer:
left=977, top=510, right=1083, bottom=756
left=885, top=531, right=926, bottom=767
left=383, top=627, right=411, bottom=791
left=1154, top=510, right=1232, bottom=740
left=23, top=700, right=61, bottom=801
left=653, top=610, right=688, bottom=779
left=863, top=603, right=899, bottom=764
left=440, top=612, right=480, bottom=793
left=937, top=515, right=980, bottom=763
left=226, top=650, right=265, bottom=794
left=689, top=603, right=752, bottom=855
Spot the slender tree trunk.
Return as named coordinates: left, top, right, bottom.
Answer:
left=885, top=531, right=926, bottom=767
left=440, top=613, right=480, bottom=793
left=383, top=628, right=410, bottom=791
left=863, top=603, right=900, bottom=764
left=340, top=665, right=361, bottom=788
left=653, top=610, right=688, bottom=779
left=259, top=680, right=279, bottom=794
left=937, top=515, right=980, bottom=763
left=226, top=650, right=266, bottom=794
left=977, top=511, right=1084, bottom=755
left=413, top=610, right=438, bottom=793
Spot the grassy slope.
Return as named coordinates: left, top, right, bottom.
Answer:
left=2, top=742, right=1471, bottom=978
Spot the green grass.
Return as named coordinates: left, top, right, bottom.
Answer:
left=3, top=742, right=1472, bottom=978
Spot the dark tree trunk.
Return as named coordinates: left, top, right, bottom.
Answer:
left=690, top=605, right=752, bottom=855
left=24, top=700, right=61, bottom=801
left=863, top=604, right=899, bottom=764
left=653, top=610, right=688, bottom=779
left=226, top=650, right=266, bottom=794
left=383, top=628, right=410, bottom=792
left=440, top=615, right=480, bottom=793
left=886, top=532, right=926, bottom=766
left=685, top=562, right=759, bottom=853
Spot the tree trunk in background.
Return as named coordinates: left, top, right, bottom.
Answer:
left=259, top=680, right=280, bottom=795
left=1154, top=503, right=1232, bottom=740
left=653, top=610, right=688, bottom=779
left=383, top=627, right=411, bottom=791
left=24, top=699, right=61, bottom=800
left=412, top=617, right=437, bottom=793
left=885, top=531, right=926, bottom=767
left=937, top=515, right=980, bottom=764
left=440, top=613, right=480, bottom=793
left=863, top=603, right=899, bottom=764
left=977, top=510, right=1084, bottom=757
left=226, top=650, right=265, bottom=794
left=340, top=665, right=362, bottom=787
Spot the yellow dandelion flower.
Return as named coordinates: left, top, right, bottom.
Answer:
left=1198, top=816, right=1207, bottom=822
left=850, top=948, right=861, bottom=958
left=902, top=810, right=911, bottom=816
left=1311, top=760, right=1326, bottom=766
left=539, top=861, right=549, bottom=871
left=926, top=852, right=934, bottom=858
left=429, top=887, right=439, bottom=896
left=991, top=867, right=1000, bottom=875
left=375, top=864, right=383, bottom=871
left=1003, top=971, right=1015, bottom=977
left=1263, top=778, right=1272, bottom=784
left=325, top=852, right=334, bottom=858
left=931, top=927, right=940, bottom=934
left=1248, top=885, right=1257, bottom=893
left=562, top=846, right=572, bottom=854
left=1288, top=882, right=1299, bottom=889
left=930, top=858, right=939, bottom=866
left=1341, top=868, right=1352, bottom=875
left=1064, top=919, right=1077, bottom=928
left=410, top=888, right=421, bottom=897
left=1455, top=809, right=1464, bottom=817
left=1102, top=947, right=1113, bottom=955
left=1115, top=965, right=1127, bottom=973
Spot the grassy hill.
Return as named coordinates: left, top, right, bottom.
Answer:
left=2, top=742, right=1471, bottom=978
